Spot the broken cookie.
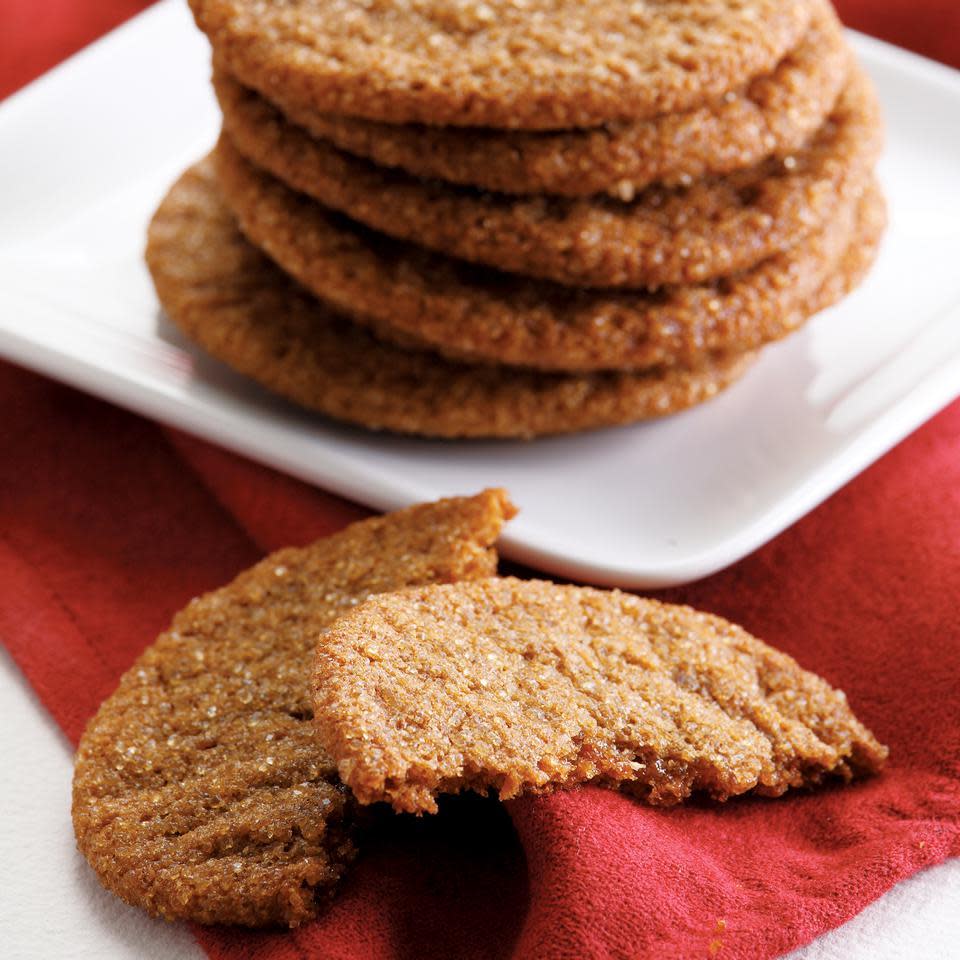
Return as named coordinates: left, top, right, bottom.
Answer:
left=72, top=491, right=514, bottom=927
left=311, top=577, right=887, bottom=814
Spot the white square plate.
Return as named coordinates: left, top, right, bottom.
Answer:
left=1, top=0, right=959, bottom=588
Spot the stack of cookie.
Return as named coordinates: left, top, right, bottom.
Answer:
left=146, top=0, right=886, bottom=439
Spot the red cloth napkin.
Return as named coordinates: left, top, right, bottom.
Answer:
left=2, top=4, right=959, bottom=958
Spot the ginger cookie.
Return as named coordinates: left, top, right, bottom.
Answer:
left=216, top=67, right=879, bottom=288
left=72, top=491, right=515, bottom=927
left=189, top=0, right=815, bottom=130
left=311, top=578, right=888, bottom=815
left=212, top=138, right=885, bottom=374
left=146, top=161, right=753, bottom=439
left=214, top=0, right=849, bottom=198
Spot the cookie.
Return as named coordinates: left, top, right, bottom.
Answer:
left=146, top=161, right=754, bottom=439
left=311, top=578, right=888, bottom=815
left=216, top=67, right=879, bottom=288
left=214, top=0, right=848, bottom=198
left=212, top=138, right=884, bottom=373
left=72, top=491, right=515, bottom=927
left=189, top=0, right=815, bottom=130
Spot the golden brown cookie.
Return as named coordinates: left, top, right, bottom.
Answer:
left=212, top=138, right=885, bottom=374
left=72, top=491, right=515, bottom=927
left=311, top=578, right=888, bottom=815
left=215, top=1, right=849, bottom=198
left=146, top=160, right=756, bottom=439
left=216, top=68, right=879, bottom=288
left=190, top=0, right=815, bottom=130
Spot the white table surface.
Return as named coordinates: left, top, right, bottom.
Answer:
left=2, top=645, right=957, bottom=960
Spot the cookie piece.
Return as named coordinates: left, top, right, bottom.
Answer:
left=216, top=67, right=879, bottom=288
left=72, top=491, right=515, bottom=927
left=190, top=0, right=815, bottom=130
left=213, top=138, right=884, bottom=373
left=146, top=160, right=755, bottom=439
left=311, top=578, right=888, bottom=815
left=215, top=0, right=848, bottom=198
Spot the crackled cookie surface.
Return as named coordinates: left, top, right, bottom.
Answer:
left=227, top=0, right=847, bottom=197
left=312, top=578, right=888, bottom=814
left=190, top=0, right=815, bottom=129
left=217, top=67, right=878, bottom=288
left=72, top=491, right=514, bottom=927
left=213, top=139, right=884, bottom=373
left=146, top=160, right=754, bottom=438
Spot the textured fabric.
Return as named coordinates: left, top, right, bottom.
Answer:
left=1, top=3, right=959, bottom=958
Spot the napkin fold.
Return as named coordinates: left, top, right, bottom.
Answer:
left=2, top=3, right=960, bottom=958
